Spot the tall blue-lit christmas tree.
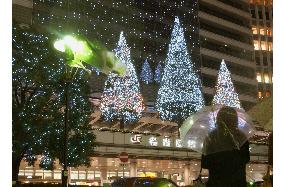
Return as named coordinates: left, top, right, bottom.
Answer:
left=140, top=59, right=153, bottom=84
left=100, top=32, right=145, bottom=124
left=154, top=62, right=162, bottom=83
left=156, top=17, right=204, bottom=123
left=212, top=59, right=241, bottom=109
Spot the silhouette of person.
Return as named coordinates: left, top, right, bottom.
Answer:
left=201, top=106, right=250, bottom=187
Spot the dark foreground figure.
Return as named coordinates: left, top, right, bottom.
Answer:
left=201, top=106, right=250, bottom=187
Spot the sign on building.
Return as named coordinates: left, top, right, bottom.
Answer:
left=130, top=134, right=142, bottom=144
left=148, top=137, right=158, bottom=146
left=162, top=137, right=171, bottom=147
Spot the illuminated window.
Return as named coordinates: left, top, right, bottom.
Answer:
left=261, top=41, right=267, bottom=50
left=264, top=73, right=270, bottom=83
left=260, top=28, right=265, bottom=35
left=266, top=91, right=271, bottom=97
left=18, top=170, right=24, bottom=176
left=268, top=42, right=273, bottom=51
left=35, top=170, right=43, bottom=178
left=43, top=170, right=52, bottom=179
left=254, top=0, right=262, bottom=4
left=71, top=171, right=79, bottom=179
left=53, top=170, right=61, bottom=179
left=108, top=171, right=117, bottom=177
left=254, top=40, right=260, bottom=50
left=94, top=171, right=101, bottom=178
left=267, top=28, right=272, bottom=36
left=25, top=170, right=33, bottom=177
left=252, top=27, right=258, bottom=34
left=79, top=171, right=86, bottom=179
left=256, top=73, right=262, bottom=82
left=258, top=91, right=262, bottom=98
left=87, top=171, right=94, bottom=180
left=118, top=172, right=129, bottom=177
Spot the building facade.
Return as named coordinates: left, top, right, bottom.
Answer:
left=17, top=130, right=269, bottom=186
left=198, top=0, right=258, bottom=109
left=250, top=0, right=273, bottom=99
left=12, top=0, right=33, bottom=26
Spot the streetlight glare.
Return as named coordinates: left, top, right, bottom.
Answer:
left=54, top=35, right=85, bottom=53
left=53, top=34, right=126, bottom=76
left=54, top=40, right=65, bottom=52
left=63, top=35, right=84, bottom=53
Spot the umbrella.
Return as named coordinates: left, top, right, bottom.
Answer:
left=248, top=97, right=272, bottom=131
left=180, top=105, right=255, bottom=155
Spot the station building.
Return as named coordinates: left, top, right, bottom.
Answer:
left=17, top=107, right=270, bottom=186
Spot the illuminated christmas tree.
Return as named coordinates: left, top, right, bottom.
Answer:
left=100, top=32, right=145, bottom=124
left=156, top=17, right=204, bottom=123
left=154, top=62, right=162, bottom=83
left=212, top=59, right=241, bottom=109
left=140, top=59, right=153, bottom=84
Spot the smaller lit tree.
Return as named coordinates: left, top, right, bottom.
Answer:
left=154, top=62, right=162, bottom=83
left=212, top=59, right=241, bottom=109
left=140, top=59, right=153, bottom=84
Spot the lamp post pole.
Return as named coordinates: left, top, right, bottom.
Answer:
left=53, top=35, right=125, bottom=186
left=62, top=73, right=72, bottom=187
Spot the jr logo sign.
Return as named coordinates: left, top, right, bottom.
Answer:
left=130, top=134, right=142, bottom=144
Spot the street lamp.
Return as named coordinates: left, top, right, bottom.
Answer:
left=54, top=35, right=126, bottom=187
left=54, top=35, right=85, bottom=187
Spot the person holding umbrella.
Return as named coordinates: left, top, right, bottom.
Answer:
left=180, top=105, right=255, bottom=187
left=201, top=106, right=250, bottom=187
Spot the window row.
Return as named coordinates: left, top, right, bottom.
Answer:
left=18, top=170, right=102, bottom=180
left=19, top=170, right=158, bottom=180
left=256, top=72, right=272, bottom=83
left=201, top=39, right=253, bottom=61
left=250, top=0, right=273, bottom=6
left=251, top=9, right=271, bottom=20
left=200, top=20, right=251, bottom=44
left=19, top=170, right=60, bottom=179
left=254, top=40, right=273, bottom=51
left=218, top=0, right=250, bottom=11
left=201, top=56, right=256, bottom=79
left=202, top=74, right=258, bottom=97
left=252, top=27, right=272, bottom=36
left=258, top=90, right=271, bottom=99
left=199, top=4, right=250, bottom=28
left=255, top=55, right=273, bottom=67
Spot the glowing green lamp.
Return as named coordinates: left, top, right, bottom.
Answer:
left=54, top=35, right=126, bottom=76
